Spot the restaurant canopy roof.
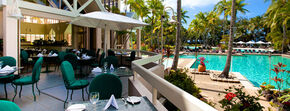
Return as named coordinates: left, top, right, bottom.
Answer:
left=71, top=11, right=148, bottom=31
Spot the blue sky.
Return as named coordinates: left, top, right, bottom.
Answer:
left=163, top=0, right=271, bottom=28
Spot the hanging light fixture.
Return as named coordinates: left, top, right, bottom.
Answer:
left=9, top=0, right=23, bottom=19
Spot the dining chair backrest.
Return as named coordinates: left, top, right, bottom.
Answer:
left=99, top=52, right=105, bottom=67
left=96, top=49, right=100, bottom=60
left=64, top=53, right=78, bottom=69
left=104, top=56, right=119, bottom=68
left=130, top=51, right=136, bottom=60
left=89, top=74, right=122, bottom=99
left=0, top=56, right=16, bottom=68
left=21, top=50, right=29, bottom=63
left=60, top=61, right=76, bottom=87
left=87, top=50, right=96, bottom=57
left=108, top=50, right=115, bottom=56
left=32, top=57, right=43, bottom=82
left=58, top=51, right=67, bottom=62
left=0, top=100, right=21, bottom=111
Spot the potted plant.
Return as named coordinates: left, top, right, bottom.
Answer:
left=197, top=57, right=208, bottom=72
left=259, top=62, right=290, bottom=110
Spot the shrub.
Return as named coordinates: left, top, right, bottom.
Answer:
left=219, top=86, right=264, bottom=111
left=164, top=68, right=201, bottom=110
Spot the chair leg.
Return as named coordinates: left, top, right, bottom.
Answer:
left=36, top=83, right=41, bottom=95
left=70, top=90, right=73, bottom=100
left=19, top=85, right=22, bottom=98
left=13, top=85, right=17, bottom=102
left=82, top=88, right=85, bottom=101
left=64, top=90, right=69, bottom=108
left=85, top=87, right=89, bottom=99
left=4, top=83, right=7, bottom=99
left=32, top=84, right=36, bottom=101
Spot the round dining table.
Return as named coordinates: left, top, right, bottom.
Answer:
left=0, top=69, right=19, bottom=100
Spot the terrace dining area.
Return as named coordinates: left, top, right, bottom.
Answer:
left=0, top=49, right=153, bottom=111
left=0, top=0, right=217, bottom=111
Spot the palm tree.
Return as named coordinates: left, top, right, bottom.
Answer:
left=219, top=0, right=237, bottom=78
left=181, top=9, right=190, bottom=24
left=214, top=0, right=229, bottom=37
left=264, top=0, right=289, bottom=52
left=126, top=0, right=149, bottom=21
left=171, top=0, right=181, bottom=70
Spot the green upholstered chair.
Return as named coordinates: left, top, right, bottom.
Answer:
left=0, top=56, right=16, bottom=68
left=104, top=56, right=119, bottom=68
left=108, top=50, right=115, bottom=56
left=90, top=49, right=101, bottom=67
left=61, top=61, right=89, bottom=107
left=64, top=53, right=78, bottom=69
left=98, top=52, right=106, bottom=67
left=89, top=74, right=122, bottom=100
left=96, top=49, right=100, bottom=60
left=0, top=100, right=21, bottom=111
left=87, top=50, right=96, bottom=57
left=12, top=57, right=43, bottom=101
left=21, top=50, right=33, bottom=72
left=0, top=56, right=16, bottom=99
left=126, top=51, right=136, bottom=62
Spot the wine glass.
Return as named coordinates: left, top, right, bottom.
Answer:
left=90, top=92, right=99, bottom=109
left=103, top=62, right=108, bottom=73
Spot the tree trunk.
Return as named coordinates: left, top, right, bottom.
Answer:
left=171, top=0, right=181, bottom=70
left=220, top=0, right=236, bottom=78
left=282, top=23, right=286, bottom=53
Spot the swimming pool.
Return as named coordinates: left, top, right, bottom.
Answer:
left=179, top=54, right=290, bottom=90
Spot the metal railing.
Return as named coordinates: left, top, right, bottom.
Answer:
left=122, top=49, right=217, bottom=111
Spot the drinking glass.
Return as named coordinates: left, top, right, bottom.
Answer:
left=103, top=62, right=108, bottom=73
left=90, top=92, right=99, bottom=109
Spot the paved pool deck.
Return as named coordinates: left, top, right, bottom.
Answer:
left=170, top=58, right=275, bottom=111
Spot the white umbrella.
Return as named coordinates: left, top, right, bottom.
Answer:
left=71, top=11, right=148, bottom=30
left=71, top=11, right=148, bottom=56
left=266, top=42, right=272, bottom=44
left=237, top=41, right=245, bottom=44
left=246, top=41, right=255, bottom=44
left=256, top=41, right=265, bottom=44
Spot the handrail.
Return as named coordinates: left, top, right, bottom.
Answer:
left=131, top=50, right=217, bottom=111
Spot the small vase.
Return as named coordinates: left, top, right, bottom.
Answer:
left=198, top=64, right=206, bottom=72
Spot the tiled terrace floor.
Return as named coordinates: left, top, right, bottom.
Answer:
left=0, top=68, right=129, bottom=111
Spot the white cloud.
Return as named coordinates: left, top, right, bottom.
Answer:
left=164, top=0, right=221, bottom=10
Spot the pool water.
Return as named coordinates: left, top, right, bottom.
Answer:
left=179, top=54, right=290, bottom=90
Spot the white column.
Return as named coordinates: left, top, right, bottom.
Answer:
left=2, top=6, right=18, bottom=66
left=104, top=27, right=110, bottom=56
left=86, top=27, right=90, bottom=50
left=96, top=28, right=102, bottom=51
left=105, top=28, right=110, bottom=50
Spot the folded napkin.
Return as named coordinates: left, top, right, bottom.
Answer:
left=110, top=64, right=114, bottom=72
left=66, top=104, right=86, bottom=111
left=0, top=66, right=14, bottom=71
left=103, top=95, right=119, bottom=110
left=37, top=53, right=43, bottom=57
left=92, top=67, right=102, bottom=73
left=51, top=53, right=58, bottom=56
left=48, top=52, right=53, bottom=56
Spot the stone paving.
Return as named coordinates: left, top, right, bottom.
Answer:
left=0, top=68, right=129, bottom=111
